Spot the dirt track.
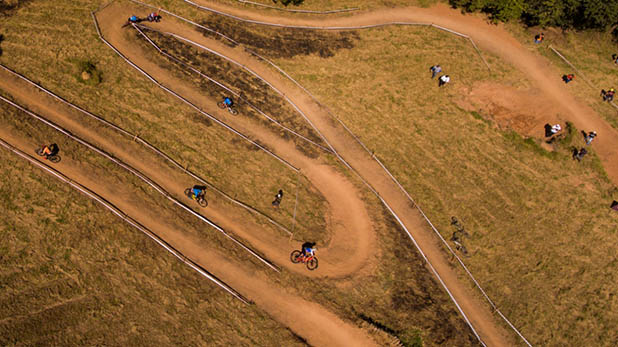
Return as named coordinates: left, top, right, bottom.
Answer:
left=7, top=0, right=617, bottom=346
left=188, top=0, right=618, bottom=185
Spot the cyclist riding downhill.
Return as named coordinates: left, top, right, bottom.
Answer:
left=218, top=96, right=238, bottom=115
left=185, top=184, right=208, bottom=207
left=36, top=143, right=60, bottom=163
left=290, top=242, right=318, bottom=270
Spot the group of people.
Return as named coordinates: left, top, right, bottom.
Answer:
left=601, top=88, right=615, bottom=102
left=125, top=11, right=162, bottom=26
left=430, top=65, right=450, bottom=87
left=572, top=131, right=597, bottom=162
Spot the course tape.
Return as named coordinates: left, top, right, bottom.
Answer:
left=0, top=137, right=250, bottom=304
left=0, top=63, right=293, bottom=236
left=0, top=94, right=280, bottom=273
left=133, top=24, right=332, bottom=153
left=107, top=3, right=493, bottom=343
left=548, top=45, right=618, bottom=111
left=235, top=0, right=359, bottom=14
left=92, top=12, right=299, bottom=173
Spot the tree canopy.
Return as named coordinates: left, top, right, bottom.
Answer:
left=450, top=0, right=618, bottom=36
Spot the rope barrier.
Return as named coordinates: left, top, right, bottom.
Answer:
left=0, top=137, right=251, bottom=304
left=0, top=63, right=293, bottom=236
left=112, top=4, right=491, bottom=343
left=548, top=45, right=618, bottom=111
left=0, top=94, right=280, bottom=273
left=96, top=4, right=522, bottom=343
left=92, top=12, right=299, bottom=173
left=133, top=24, right=333, bottom=153
left=235, top=0, right=359, bottom=14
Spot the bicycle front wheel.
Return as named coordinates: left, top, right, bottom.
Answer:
left=198, top=198, right=208, bottom=208
left=49, top=155, right=61, bottom=163
left=306, top=257, right=318, bottom=270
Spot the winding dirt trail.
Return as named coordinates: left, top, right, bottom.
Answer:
left=0, top=66, right=376, bottom=278
left=96, top=2, right=513, bottom=346
left=0, top=126, right=376, bottom=347
left=188, top=0, right=618, bottom=185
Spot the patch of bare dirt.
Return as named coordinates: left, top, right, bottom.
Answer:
left=456, top=82, right=560, bottom=135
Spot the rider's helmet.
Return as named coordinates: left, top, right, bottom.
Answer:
left=130, top=15, right=138, bottom=22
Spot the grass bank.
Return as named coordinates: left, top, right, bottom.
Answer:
left=275, top=23, right=618, bottom=345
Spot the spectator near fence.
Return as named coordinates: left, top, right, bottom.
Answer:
left=534, top=33, right=544, bottom=44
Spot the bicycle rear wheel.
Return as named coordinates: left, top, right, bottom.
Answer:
left=290, top=250, right=302, bottom=264
left=184, top=188, right=192, bottom=198
left=217, top=101, right=226, bottom=109
left=306, top=257, right=318, bottom=271
left=35, top=148, right=44, bottom=156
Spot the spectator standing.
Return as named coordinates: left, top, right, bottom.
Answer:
left=272, top=189, right=284, bottom=208
left=585, top=131, right=597, bottom=145
left=551, top=124, right=562, bottom=134
left=429, top=64, right=442, bottom=79
left=534, top=33, right=544, bottom=44
left=438, top=75, right=450, bottom=87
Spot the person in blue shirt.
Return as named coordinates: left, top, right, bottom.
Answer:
left=223, top=97, right=234, bottom=107
left=191, top=185, right=206, bottom=200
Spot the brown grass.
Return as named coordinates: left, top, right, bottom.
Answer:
left=274, top=24, right=618, bottom=345
left=0, top=142, right=306, bottom=346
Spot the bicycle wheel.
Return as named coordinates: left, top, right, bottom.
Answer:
left=198, top=198, right=208, bottom=208
left=184, top=188, right=192, bottom=198
left=217, top=101, right=226, bottom=109
left=35, top=148, right=44, bottom=156
left=306, top=257, right=318, bottom=271
left=290, top=250, right=302, bottom=264
left=229, top=107, right=238, bottom=115
left=48, top=155, right=61, bottom=163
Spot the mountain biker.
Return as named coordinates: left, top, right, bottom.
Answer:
left=562, top=74, right=575, bottom=83
left=42, top=143, right=59, bottom=159
left=223, top=97, right=234, bottom=108
left=128, top=15, right=140, bottom=24
left=301, top=241, right=316, bottom=258
left=191, top=185, right=207, bottom=200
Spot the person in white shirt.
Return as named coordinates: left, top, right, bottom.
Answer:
left=439, top=74, right=450, bottom=87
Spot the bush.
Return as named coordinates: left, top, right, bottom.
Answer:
left=450, top=0, right=618, bottom=36
left=73, top=59, right=102, bottom=85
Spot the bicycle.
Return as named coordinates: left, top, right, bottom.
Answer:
left=290, top=250, right=318, bottom=270
left=217, top=100, right=238, bottom=115
left=184, top=188, right=208, bottom=207
left=35, top=146, right=61, bottom=163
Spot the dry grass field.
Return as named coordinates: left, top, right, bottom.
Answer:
left=273, top=24, right=618, bottom=345
left=0, top=146, right=306, bottom=346
left=0, top=1, right=490, bottom=345
left=0, top=0, right=332, bottom=243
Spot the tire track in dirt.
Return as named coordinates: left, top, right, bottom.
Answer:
left=0, top=105, right=377, bottom=347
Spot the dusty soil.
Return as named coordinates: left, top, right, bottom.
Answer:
left=96, top=2, right=510, bottom=346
